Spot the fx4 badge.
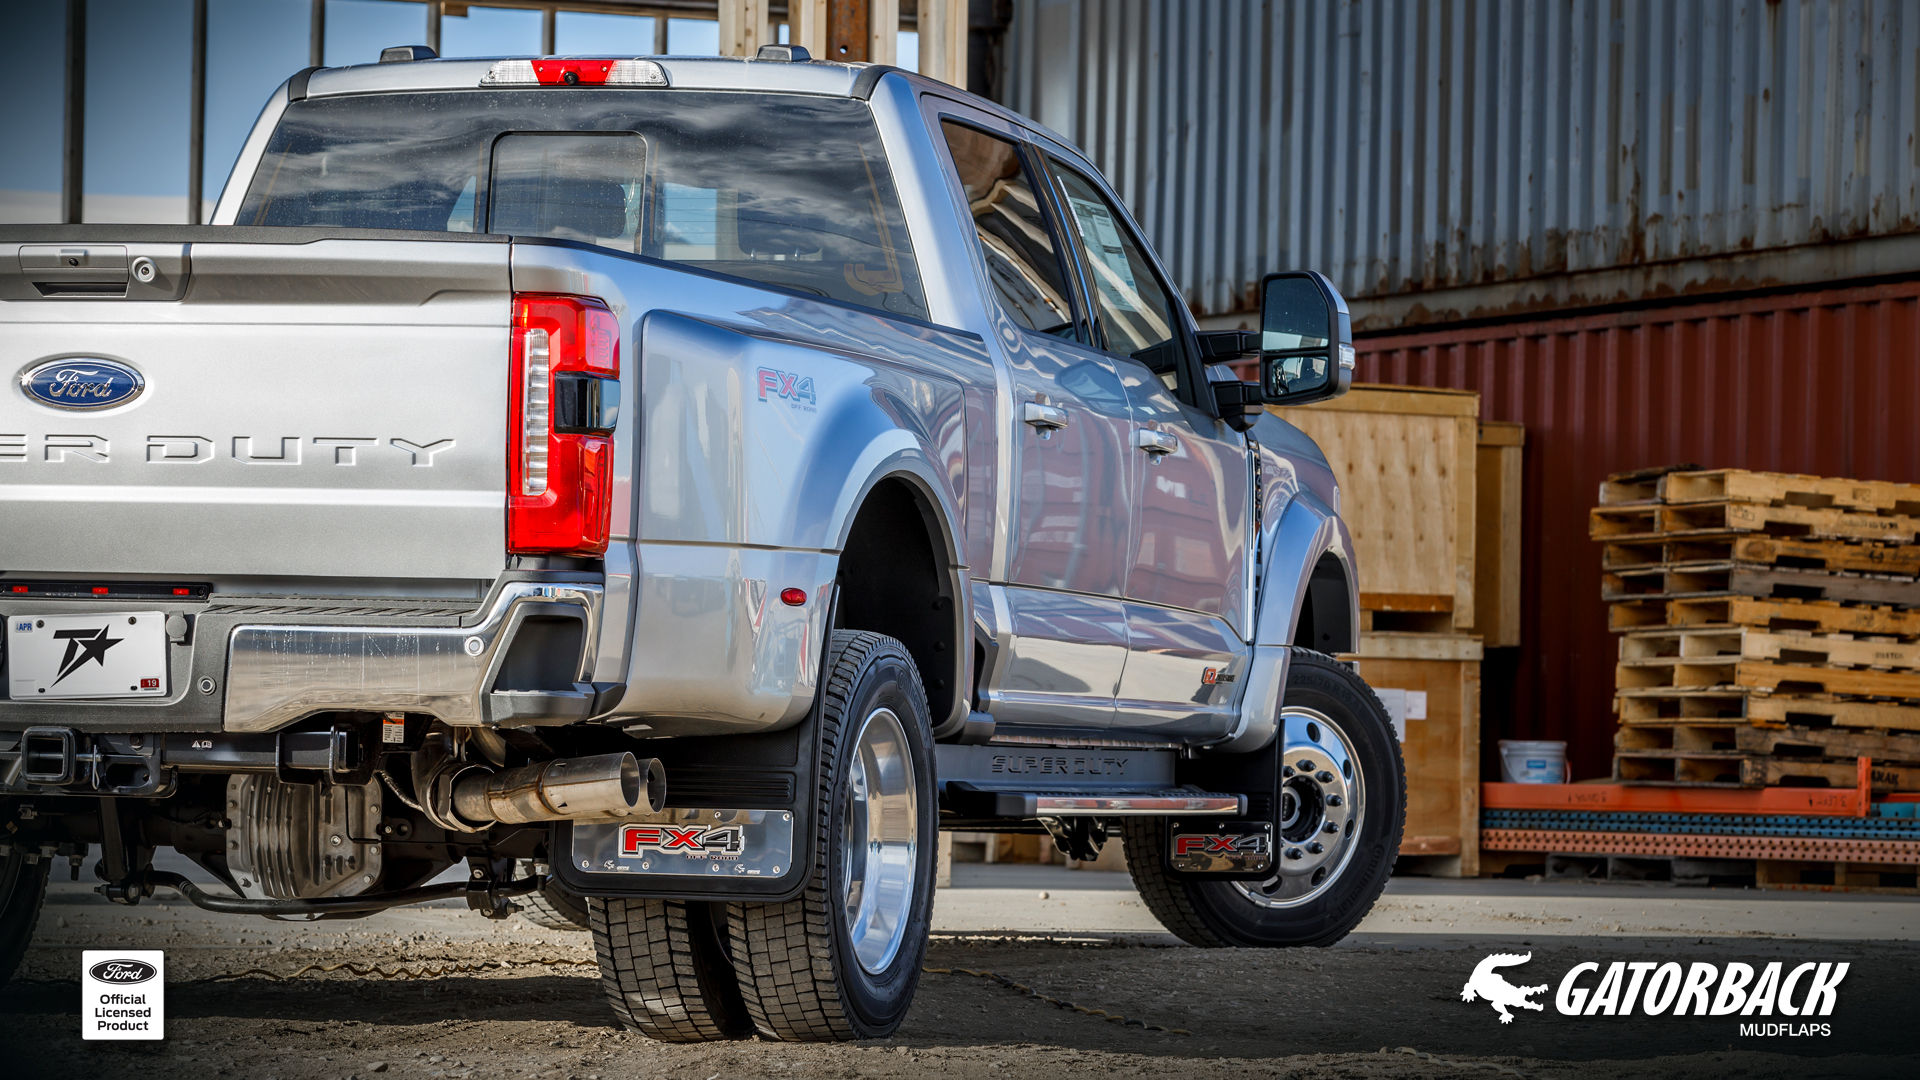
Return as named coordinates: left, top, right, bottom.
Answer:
left=1166, top=820, right=1275, bottom=876
left=756, top=367, right=816, bottom=410
left=1174, top=833, right=1268, bottom=857
left=621, top=824, right=746, bottom=858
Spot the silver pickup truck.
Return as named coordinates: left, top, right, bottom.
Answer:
left=0, top=47, right=1402, bottom=1041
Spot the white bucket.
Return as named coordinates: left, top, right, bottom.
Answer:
left=1498, top=740, right=1568, bottom=784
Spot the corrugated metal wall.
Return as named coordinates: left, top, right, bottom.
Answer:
left=1355, top=280, right=1920, bottom=781
left=1002, top=0, right=1920, bottom=317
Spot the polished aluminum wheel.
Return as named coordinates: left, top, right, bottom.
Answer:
left=840, top=706, right=919, bottom=974
left=1233, top=705, right=1365, bottom=909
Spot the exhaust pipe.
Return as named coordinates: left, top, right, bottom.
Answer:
left=450, top=752, right=665, bottom=827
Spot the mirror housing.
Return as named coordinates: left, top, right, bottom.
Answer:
left=1205, top=364, right=1262, bottom=433
left=1258, top=270, right=1353, bottom=407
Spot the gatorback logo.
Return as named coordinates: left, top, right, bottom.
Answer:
left=756, top=367, right=816, bottom=410
left=88, top=959, right=157, bottom=985
left=22, top=358, right=144, bottom=410
left=621, top=824, right=746, bottom=858
left=1460, top=952, right=1849, bottom=1033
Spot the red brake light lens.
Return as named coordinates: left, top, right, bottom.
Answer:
left=531, top=59, right=613, bottom=85
left=480, top=58, right=669, bottom=88
left=508, top=294, right=620, bottom=556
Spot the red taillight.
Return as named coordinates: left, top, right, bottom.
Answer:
left=508, top=293, right=620, bottom=556
left=91, top=586, right=109, bottom=595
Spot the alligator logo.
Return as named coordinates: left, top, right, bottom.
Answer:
left=1461, top=952, right=1549, bottom=1024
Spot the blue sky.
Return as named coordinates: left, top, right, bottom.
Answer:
left=0, top=0, right=916, bottom=220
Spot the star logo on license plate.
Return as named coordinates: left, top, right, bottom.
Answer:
left=51, top=626, right=123, bottom=686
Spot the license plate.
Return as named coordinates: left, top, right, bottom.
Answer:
left=6, top=611, right=167, bottom=699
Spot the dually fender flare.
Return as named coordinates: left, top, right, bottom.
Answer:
left=1253, top=490, right=1359, bottom=650
left=821, top=441, right=972, bottom=735
left=1212, top=492, right=1360, bottom=753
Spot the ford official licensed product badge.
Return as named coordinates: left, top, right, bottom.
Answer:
left=21, top=357, right=145, bottom=410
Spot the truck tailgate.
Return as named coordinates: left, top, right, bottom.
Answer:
left=1, top=233, right=512, bottom=581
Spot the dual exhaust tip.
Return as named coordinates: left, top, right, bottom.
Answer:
left=450, top=751, right=665, bottom=827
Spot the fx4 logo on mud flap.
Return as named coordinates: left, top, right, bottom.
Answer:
left=1172, top=833, right=1269, bottom=857
left=756, top=367, right=816, bottom=410
left=620, top=824, right=746, bottom=859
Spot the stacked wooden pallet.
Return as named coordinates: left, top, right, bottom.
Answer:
left=1591, top=467, right=1920, bottom=795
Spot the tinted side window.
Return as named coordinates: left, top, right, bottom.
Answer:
left=939, top=121, right=1076, bottom=337
left=1049, top=162, right=1188, bottom=389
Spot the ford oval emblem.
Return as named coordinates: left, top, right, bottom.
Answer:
left=21, top=357, right=145, bottom=410
left=88, top=958, right=158, bottom=984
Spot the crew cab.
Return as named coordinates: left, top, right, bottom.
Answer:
left=0, top=46, right=1404, bottom=1041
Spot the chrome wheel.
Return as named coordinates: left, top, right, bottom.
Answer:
left=1235, top=705, right=1365, bottom=909
left=839, top=706, right=919, bottom=975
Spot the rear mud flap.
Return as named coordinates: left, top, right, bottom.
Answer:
left=550, top=593, right=832, bottom=902
left=563, top=809, right=797, bottom=884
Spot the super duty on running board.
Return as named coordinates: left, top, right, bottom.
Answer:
left=0, top=45, right=1402, bottom=1042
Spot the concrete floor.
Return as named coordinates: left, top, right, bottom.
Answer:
left=8, top=859, right=1919, bottom=1078
left=937, top=862, right=1920, bottom=941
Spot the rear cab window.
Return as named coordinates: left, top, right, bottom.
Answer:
left=240, top=90, right=928, bottom=321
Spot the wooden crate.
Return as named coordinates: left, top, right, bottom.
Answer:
left=1347, top=632, right=1482, bottom=876
left=1282, top=386, right=1478, bottom=630
left=1475, top=421, right=1525, bottom=646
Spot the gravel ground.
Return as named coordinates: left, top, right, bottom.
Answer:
left=4, top=865, right=1917, bottom=1079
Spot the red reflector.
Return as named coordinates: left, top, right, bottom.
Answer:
left=91, top=586, right=110, bottom=595
left=172, top=587, right=191, bottom=596
left=9, top=585, right=25, bottom=594
left=780, top=588, right=807, bottom=606
left=531, top=58, right=614, bottom=85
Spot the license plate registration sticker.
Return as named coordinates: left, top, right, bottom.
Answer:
left=7, top=611, right=167, bottom=699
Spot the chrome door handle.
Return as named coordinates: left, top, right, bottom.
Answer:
left=1133, top=429, right=1179, bottom=456
left=1021, top=401, right=1070, bottom=431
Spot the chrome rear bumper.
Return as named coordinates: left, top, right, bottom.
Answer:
left=224, top=581, right=605, bottom=732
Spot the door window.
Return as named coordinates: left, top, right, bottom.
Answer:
left=939, top=121, right=1079, bottom=339
left=1047, top=161, right=1190, bottom=393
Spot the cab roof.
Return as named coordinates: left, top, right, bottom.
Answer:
left=293, top=53, right=1079, bottom=154
left=304, top=54, right=880, bottom=101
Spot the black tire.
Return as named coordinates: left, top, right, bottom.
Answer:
left=590, top=896, right=749, bottom=1042
left=515, top=861, right=591, bottom=931
left=725, top=630, right=937, bottom=1041
left=1124, top=651, right=1404, bottom=947
left=0, top=844, right=50, bottom=988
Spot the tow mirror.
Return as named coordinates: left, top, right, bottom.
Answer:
left=1258, top=270, right=1353, bottom=407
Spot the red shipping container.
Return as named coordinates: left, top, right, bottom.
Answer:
left=1353, top=281, right=1920, bottom=781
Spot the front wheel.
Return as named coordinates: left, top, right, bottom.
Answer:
left=726, top=630, right=938, bottom=1041
left=1124, top=650, right=1404, bottom=947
